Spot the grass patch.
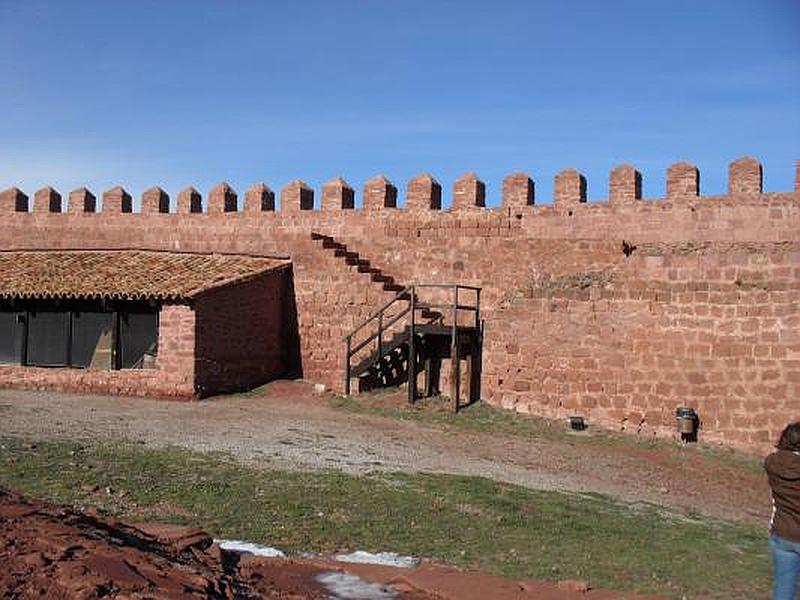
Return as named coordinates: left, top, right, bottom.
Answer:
left=0, top=435, right=768, bottom=599
left=330, top=393, right=763, bottom=473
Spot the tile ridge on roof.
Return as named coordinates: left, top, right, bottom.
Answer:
left=0, top=248, right=291, bottom=261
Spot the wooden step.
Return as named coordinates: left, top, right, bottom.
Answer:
left=420, top=309, right=443, bottom=320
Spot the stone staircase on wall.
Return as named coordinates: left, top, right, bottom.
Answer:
left=310, top=232, right=406, bottom=294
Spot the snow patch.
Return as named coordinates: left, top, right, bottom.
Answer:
left=215, top=539, right=286, bottom=558
left=333, top=550, right=418, bottom=569
left=316, top=572, right=397, bottom=600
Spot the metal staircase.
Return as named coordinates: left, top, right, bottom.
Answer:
left=345, top=284, right=482, bottom=410
left=310, top=232, right=483, bottom=410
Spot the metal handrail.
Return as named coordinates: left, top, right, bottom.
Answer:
left=349, top=305, right=411, bottom=355
left=344, top=283, right=481, bottom=396
left=414, top=283, right=482, bottom=291
left=344, top=285, right=411, bottom=341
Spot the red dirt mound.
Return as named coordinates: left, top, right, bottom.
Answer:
left=0, top=489, right=658, bottom=599
left=0, top=489, right=332, bottom=599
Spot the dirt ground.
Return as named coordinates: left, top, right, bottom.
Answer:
left=0, top=488, right=658, bottom=599
left=0, top=381, right=770, bottom=525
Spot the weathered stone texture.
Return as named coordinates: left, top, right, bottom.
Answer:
left=208, top=182, right=237, bottom=213
left=729, top=156, right=762, bottom=195
left=452, top=173, right=485, bottom=209
left=68, top=187, right=96, bottom=213
left=362, top=176, right=397, bottom=210
left=33, top=187, right=62, bottom=213
left=609, top=165, right=642, bottom=204
left=502, top=173, right=534, bottom=208
left=281, top=180, right=314, bottom=212
left=554, top=169, right=586, bottom=209
left=322, top=177, right=355, bottom=211
left=405, top=174, right=441, bottom=211
left=666, top=162, right=699, bottom=198
left=102, top=186, right=132, bottom=213
left=141, top=187, right=170, bottom=214
left=177, top=187, right=202, bottom=214
left=244, top=182, right=275, bottom=213
left=0, top=187, right=28, bottom=213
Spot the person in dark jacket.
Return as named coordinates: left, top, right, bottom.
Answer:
left=765, top=423, right=800, bottom=600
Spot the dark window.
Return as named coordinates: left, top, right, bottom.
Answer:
left=71, top=311, right=114, bottom=369
left=27, top=311, right=70, bottom=367
left=119, top=312, right=158, bottom=369
left=1, top=303, right=160, bottom=371
left=0, top=312, right=24, bottom=364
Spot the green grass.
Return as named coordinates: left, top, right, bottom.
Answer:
left=0, top=435, right=769, bottom=599
left=330, top=393, right=763, bottom=473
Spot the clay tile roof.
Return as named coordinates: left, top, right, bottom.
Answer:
left=0, top=250, right=290, bottom=302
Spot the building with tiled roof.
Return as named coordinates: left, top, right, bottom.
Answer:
left=0, top=250, right=295, bottom=399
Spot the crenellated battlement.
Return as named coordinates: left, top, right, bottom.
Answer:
left=2, top=156, right=798, bottom=217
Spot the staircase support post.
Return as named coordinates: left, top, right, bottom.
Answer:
left=450, top=286, right=460, bottom=412
left=423, top=357, right=432, bottom=398
left=345, top=336, right=351, bottom=396
left=377, top=313, right=383, bottom=364
left=408, top=288, right=416, bottom=404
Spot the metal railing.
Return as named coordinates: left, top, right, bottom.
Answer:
left=344, top=284, right=481, bottom=397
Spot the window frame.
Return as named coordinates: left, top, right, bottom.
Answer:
left=0, top=300, right=159, bottom=370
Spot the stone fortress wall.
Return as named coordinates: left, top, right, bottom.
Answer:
left=2, top=156, right=798, bottom=453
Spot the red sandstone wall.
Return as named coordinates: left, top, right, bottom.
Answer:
left=484, top=242, right=800, bottom=449
left=194, top=267, right=294, bottom=395
left=1, top=158, right=798, bottom=452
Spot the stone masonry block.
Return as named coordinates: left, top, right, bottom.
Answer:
left=68, top=187, right=96, bottom=213
left=322, top=177, right=355, bottom=211
left=609, top=164, right=642, bottom=204
left=33, top=186, right=62, bottom=213
left=795, top=158, right=799, bottom=193
left=281, top=180, right=314, bottom=212
left=177, top=187, right=202, bottom=214
left=405, top=174, right=441, bottom=210
left=362, top=175, right=397, bottom=210
left=502, top=172, right=534, bottom=208
left=0, top=187, right=28, bottom=213
left=554, top=169, right=586, bottom=208
left=452, top=172, right=485, bottom=209
left=102, top=186, right=132, bottom=213
left=666, top=162, right=699, bottom=198
left=141, top=186, right=170, bottom=213
left=208, top=182, right=237, bottom=213
left=244, top=182, right=275, bottom=212
left=728, top=156, right=762, bottom=195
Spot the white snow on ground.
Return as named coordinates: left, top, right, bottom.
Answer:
left=215, top=539, right=286, bottom=557
left=333, top=550, right=418, bottom=569
left=316, top=572, right=397, bottom=600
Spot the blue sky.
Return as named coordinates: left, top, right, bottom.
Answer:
left=0, top=0, right=798, bottom=208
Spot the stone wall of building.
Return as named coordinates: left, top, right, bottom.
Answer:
left=1, top=157, right=798, bottom=451
left=194, top=266, right=295, bottom=396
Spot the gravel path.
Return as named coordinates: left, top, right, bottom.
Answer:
left=0, top=381, right=769, bottom=525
